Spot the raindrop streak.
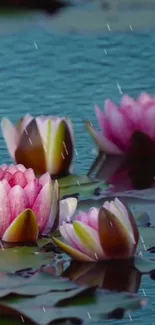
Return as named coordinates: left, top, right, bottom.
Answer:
left=129, top=25, right=133, bottom=31
left=74, top=148, right=78, bottom=155
left=34, top=42, right=38, bottom=49
left=87, top=312, right=91, bottom=319
left=128, top=313, right=132, bottom=321
left=20, top=315, right=25, bottom=323
left=142, top=288, right=146, bottom=296
left=117, top=83, right=123, bottom=95
left=107, top=24, right=111, bottom=31
left=104, top=49, right=107, bottom=54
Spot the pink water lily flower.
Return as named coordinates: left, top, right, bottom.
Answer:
left=85, top=92, right=155, bottom=154
left=0, top=164, right=77, bottom=243
left=53, top=198, right=139, bottom=262
left=1, top=114, right=74, bottom=177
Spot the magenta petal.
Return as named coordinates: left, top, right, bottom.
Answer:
left=0, top=182, right=12, bottom=237
left=8, top=185, right=28, bottom=222
left=32, top=182, right=52, bottom=233
left=105, top=99, right=133, bottom=150
left=140, top=105, right=155, bottom=139
left=24, top=180, right=42, bottom=207
left=120, top=95, right=136, bottom=108
left=6, top=165, right=17, bottom=174
left=9, top=171, right=27, bottom=188
left=3, top=172, right=13, bottom=183
left=24, top=168, right=35, bottom=184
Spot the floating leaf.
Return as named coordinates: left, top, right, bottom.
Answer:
left=0, top=247, right=54, bottom=273
left=0, top=287, right=147, bottom=324
left=0, top=272, right=77, bottom=298
left=59, top=174, right=109, bottom=199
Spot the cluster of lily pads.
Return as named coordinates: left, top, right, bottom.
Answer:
left=1, top=92, right=155, bottom=323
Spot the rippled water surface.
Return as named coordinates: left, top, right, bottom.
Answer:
left=1, top=18, right=155, bottom=325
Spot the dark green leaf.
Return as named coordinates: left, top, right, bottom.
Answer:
left=0, top=288, right=147, bottom=325
left=0, top=272, right=77, bottom=298
left=59, top=174, right=109, bottom=199
left=0, top=247, right=54, bottom=273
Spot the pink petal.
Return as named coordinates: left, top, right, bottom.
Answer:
left=1, top=118, right=19, bottom=159
left=140, top=104, right=155, bottom=139
left=39, top=172, right=51, bottom=186
left=75, top=211, right=89, bottom=224
left=88, top=207, right=99, bottom=231
left=24, top=168, right=35, bottom=184
left=24, top=180, right=42, bottom=207
left=1, top=179, right=11, bottom=194
left=60, top=223, right=92, bottom=256
left=9, top=171, right=27, bottom=188
left=120, top=95, right=136, bottom=108
left=16, top=164, right=26, bottom=172
left=32, top=182, right=52, bottom=233
left=73, top=221, right=105, bottom=259
left=6, top=165, right=17, bottom=174
left=105, top=99, right=134, bottom=151
left=85, top=121, right=122, bottom=154
left=8, top=185, right=28, bottom=222
left=0, top=169, right=4, bottom=180
left=137, top=92, right=153, bottom=105
left=3, top=172, right=13, bottom=183
left=0, top=182, right=12, bottom=238
left=0, top=164, right=7, bottom=171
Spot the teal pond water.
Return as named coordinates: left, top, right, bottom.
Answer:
left=1, top=22, right=155, bottom=325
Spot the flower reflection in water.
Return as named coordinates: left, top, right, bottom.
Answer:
left=88, top=132, right=155, bottom=191
left=62, top=259, right=141, bottom=293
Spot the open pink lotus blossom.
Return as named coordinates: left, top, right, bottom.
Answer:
left=85, top=92, right=155, bottom=154
left=0, top=164, right=77, bottom=243
left=1, top=114, right=74, bottom=177
left=53, top=198, right=139, bottom=262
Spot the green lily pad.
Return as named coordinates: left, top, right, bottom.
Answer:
left=0, top=272, right=77, bottom=298
left=0, top=247, right=54, bottom=273
left=59, top=175, right=109, bottom=199
left=0, top=287, right=147, bottom=324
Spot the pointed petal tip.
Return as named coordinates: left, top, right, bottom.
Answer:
left=2, top=209, right=39, bottom=243
left=52, top=236, right=95, bottom=262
